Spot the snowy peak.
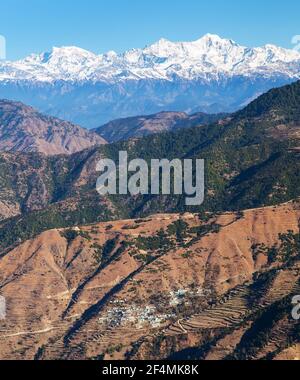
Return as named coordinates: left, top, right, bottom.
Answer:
left=24, top=46, right=97, bottom=63
left=142, top=34, right=300, bottom=69
left=144, top=38, right=181, bottom=56
left=17, top=46, right=101, bottom=81
left=259, top=44, right=300, bottom=62
left=1, top=34, right=300, bottom=83
left=193, top=33, right=239, bottom=49
left=143, top=34, right=241, bottom=60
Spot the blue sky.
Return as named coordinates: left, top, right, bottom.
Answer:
left=1, top=0, right=300, bottom=60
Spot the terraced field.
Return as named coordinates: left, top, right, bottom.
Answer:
left=136, top=265, right=300, bottom=360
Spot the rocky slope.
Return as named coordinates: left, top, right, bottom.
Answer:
left=0, top=100, right=106, bottom=155
left=0, top=34, right=300, bottom=127
left=0, top=201, right=299, bottom=360
left=94, top=111, right=226, bottom=143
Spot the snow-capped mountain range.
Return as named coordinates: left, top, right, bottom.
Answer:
left=0, top=34, right=300, bottom=127
left=1, top=34, right=300, bottom=82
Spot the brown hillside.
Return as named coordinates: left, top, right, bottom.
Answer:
left=0, top=100, right=106, bottom=156
left=0, top=200, right=299, bottom=360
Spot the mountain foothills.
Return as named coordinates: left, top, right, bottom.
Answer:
left=0, top=99, right=225, bottom=149
left=0, top=81, right=299, bottom=360
left=94, top=111, right=225, bottom=143
left=0, top=34, right=300, bottom=127
left=0, top=80, right=299, bottom=252
left=0, top=201, right=299, bottom=359
left=0, top=100, right=106, bottom=155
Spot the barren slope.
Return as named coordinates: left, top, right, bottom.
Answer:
left=0, top=100, right=106, bottom=156
left=0, top=200, right=299, bottom=360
